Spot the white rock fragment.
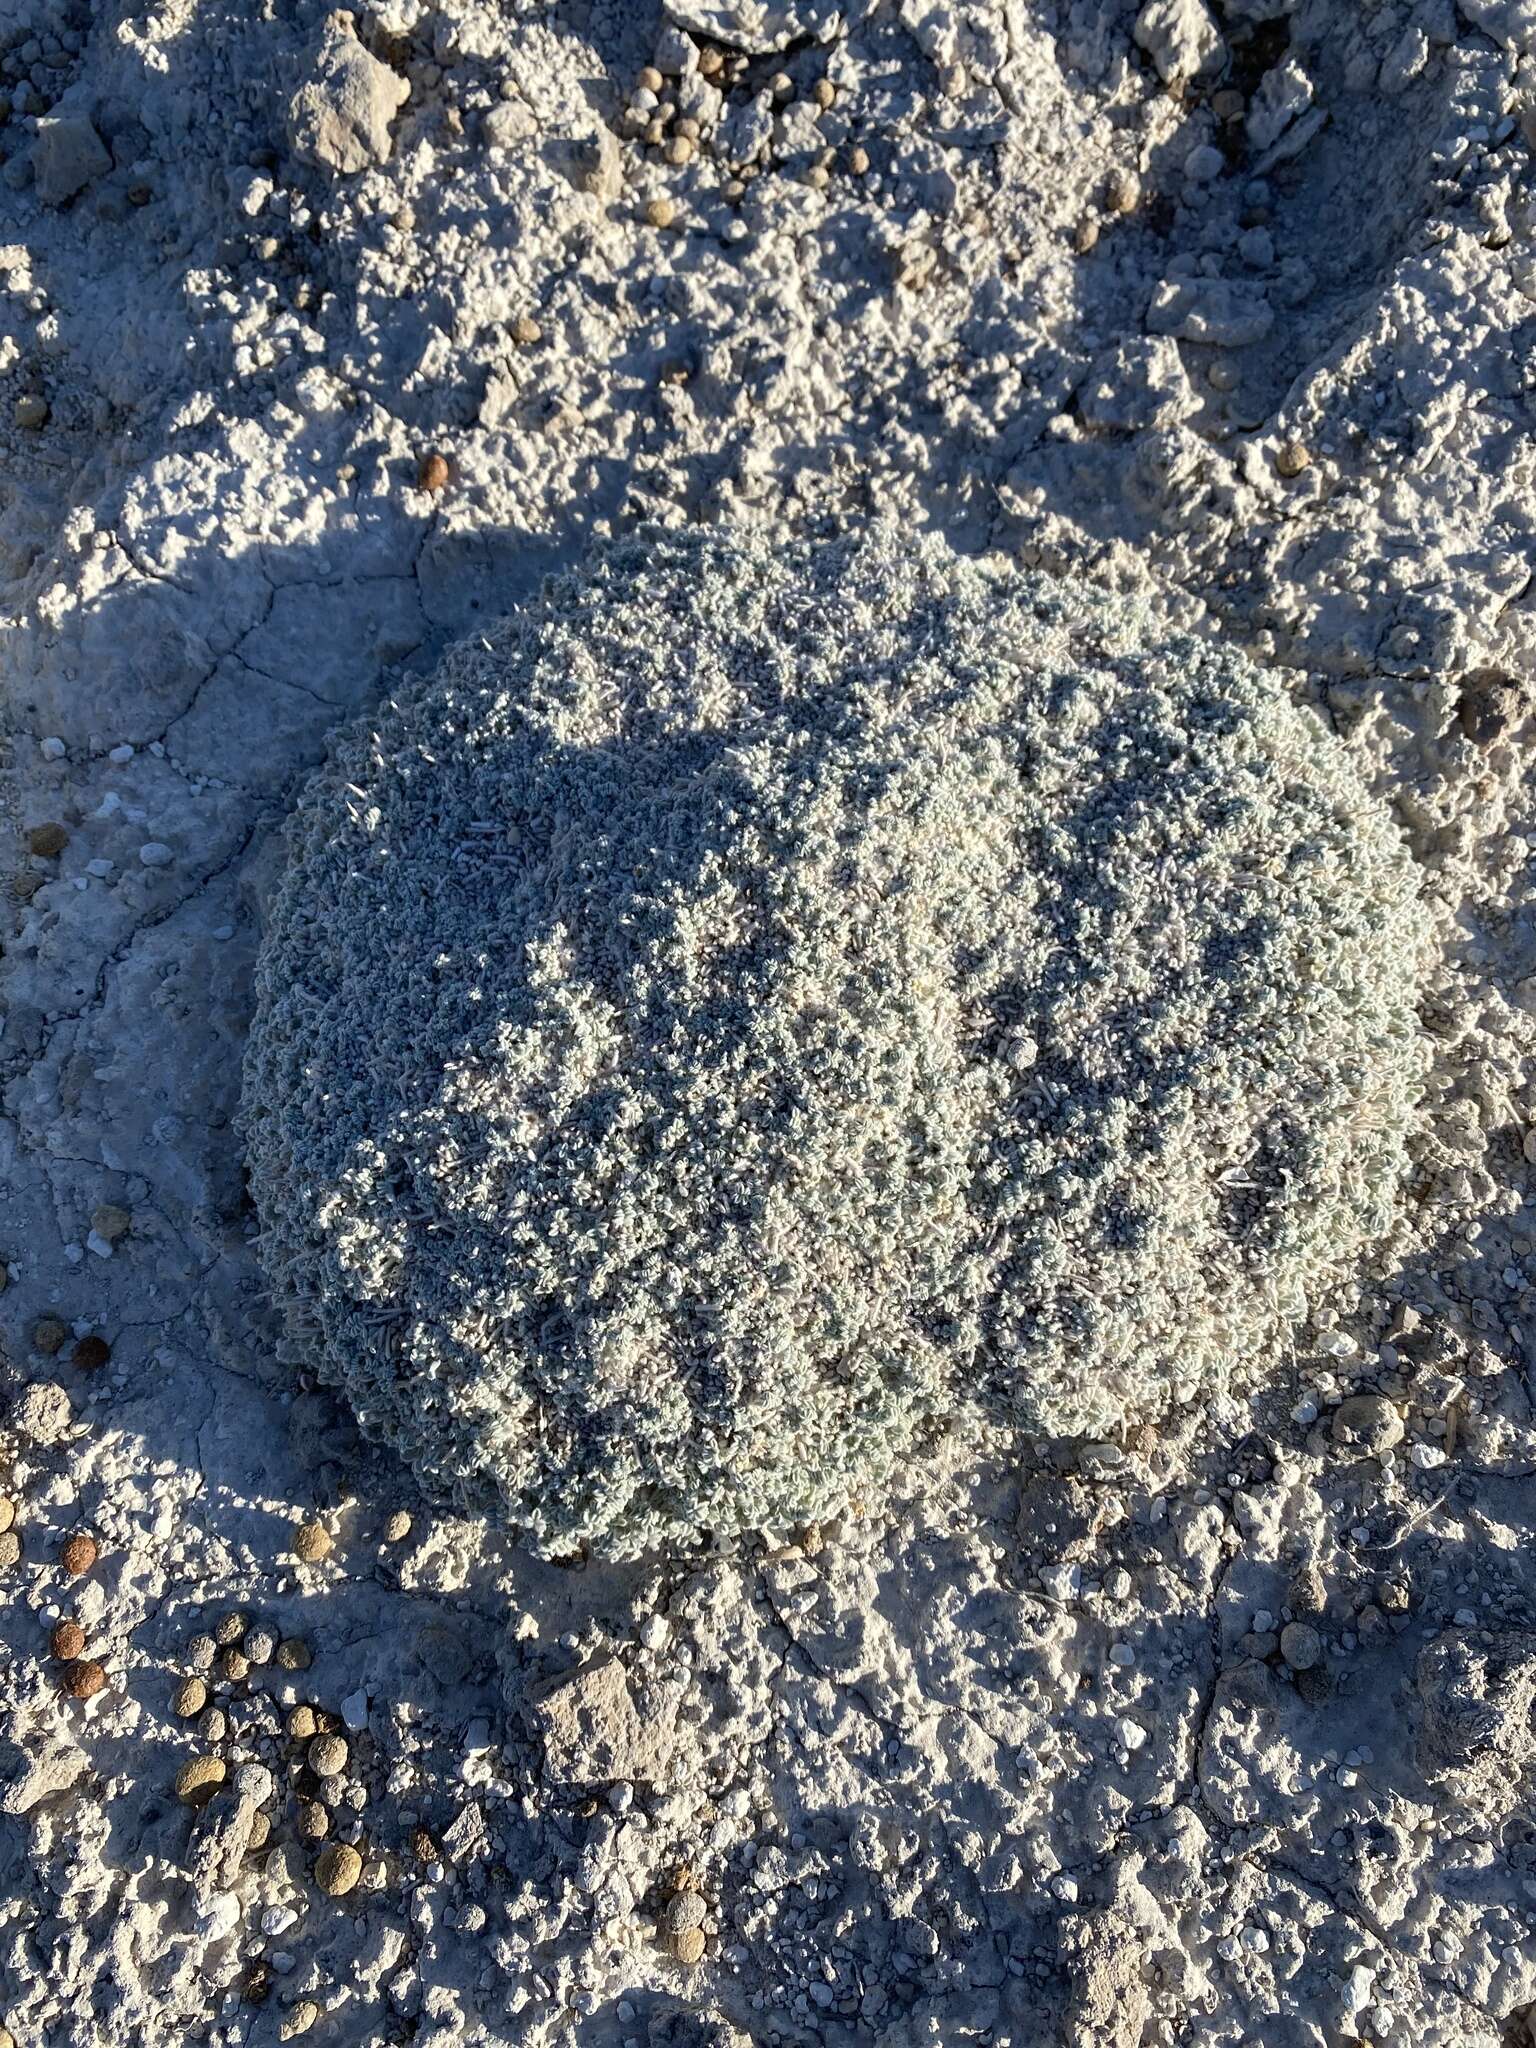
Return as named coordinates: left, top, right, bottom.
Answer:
left=1246, top=59, right=1314, bottom=155
left=40, top=736, right=66, bottom=761
left=288, top=12, right=410, bottom=176
left=1147, top=278, right=1273, bottom=347
left=1116, top=1717, right=1147, bottom=1752
left=32, top=115, right=112, bottom=208
left=1078, top=338, right=1196, bottom=433
left=1133, top=0, right=1223, bottom=84
left=138, top=842, right=174, bottom=867
left=1039, top=1563, right=1081, bottom=1603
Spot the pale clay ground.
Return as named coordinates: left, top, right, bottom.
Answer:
left=1, top=1, right=1536, bottom=2046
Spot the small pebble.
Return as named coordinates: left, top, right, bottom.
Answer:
left=511, top=315, right=541, bottom=345
left=280, top=2002, right=319, bottom=2041
left=308, top=1733, right=348, bottom=1778
left=0, top=1497, right=14, bottom=1534
left=222, top=1647, right=250, bottom=1683
left=1105, top=167, right=1141, bottom=214
left=175, top=1755, right=228, bottom=1804
left=292, top=1521, right=333, bottom=1564
left=32, top=1316, right=68, bottom=1355
left=288, top=1704, right=318, bottom=1741
left=71, top=1334, right=111, bottom=1369
left=172, top=1677, right=209, bottom=1718
left=1074, top=216, right=1100, bottom=253
left=14, top=393, right=48, bottom=429
left=243, top=1626, right=277, bottom=1666
left=1275, top=438, right=1312, bottom=478
left=297, top=1799, right=330, bottom=1841
left=637, top=66, right=663, bottom=94
left=665, top=134, right=694, bottom=166
left=26, top=822, right=68, bottom=858
left=0, top=1531, right=22, bottom=1569
left=39, top=736, right=67, bottom=760
left=17, top=1381, right=72, bottom=1444
left=186, top=1633, right=217, bottom=1672
left=645, top=196, right=676, bottom=229
left=138, top=842, right=174, bottom=868
left=416, top=451, right=450, bottom=493
left=90, top=1205, right=131, bottom=1244
left=247, top=1809, right=271, bottom=1851
left=276, top=1636, right=312, bottom=1670
left=214, top=1610, right=247, bottom=1646
left=672, top=1925, right=706, bottom=1966
left=812, top=78, right=836, bottom=109
left=1280, top=1620, right=1323, bottom=1671
left=60, top=1530, right=98, bottom=1576
left=847, top=144, right=869, bottom=175
left=62, top=1659, right=106, bottom=1700
left=314, top=1842, right=363, bottom=1896
left=198, top=1706, right=228, bottom=1742
left=50, top=1618, right=86, bottom=1660
left=382, top=1510, right=412, bottom=1543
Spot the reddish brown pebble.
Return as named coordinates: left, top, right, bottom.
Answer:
left=62, top=1659, right=106, bottom=1699
left=60, top=1531, right=98, bottom=1576
left=27, top=823, right=68, bottom=858
left=50, top=1618, right=86, bottom=1660
left=416, top=451, right=450, bottom=492
left=71, top=1334, right=111, bottom=1370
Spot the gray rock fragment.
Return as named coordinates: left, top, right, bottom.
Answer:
left=1415, top=1629, right=1536, bottom=1799
left=526, top=1656, right=677, bottom=1788
left=1079, top=337, right=1197, bottom=432
left=1, top=1738, right=86, bottom=1816
left=1132, top=0, right=1223, bottom=84
left=1246, top=57, right=1314, bottom=154
left=662, top=0, right=840, bottom=54
left=288, top=12, right=409, bottom=176
left=1146, top=277, right=1273, bottom=347
left=1331, top=1394, right=1404, bottom=1455
left=32, top=114, right=111, bottom=207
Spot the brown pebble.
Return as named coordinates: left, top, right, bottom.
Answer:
left=33, top=1317, right=68, bottom=1355
left=175, top=1755, right=227, bottom=1804
left=26, top=822, right=68, bottom=859
left=308, top=1732, right=348, bottom=1778
left=276, top=1636, right=312, bottom=1671
left=1074, top=216, right=1100, bottom=254
left=812, top=78, right=836, bottom=110
left=1275, top=438, right=1312, bottom=478
left=62, top=1658, right=107, bottom=1700
left=296, top=1799, right=330, bottom=1841
left=1105, top=167, right=1140, bottom=215
left=14, top=872, right=44, bottom=901
left=280, top=2001, right=320, bottom=2041
left=172, top=1676, right=208, bottom=1718
left=214, top=1610, right=247, bottom=1646
left=287, top=1703, right=318, bottom=1740
left=292, top=1520, right=333, bottom=1564
left=0, top=1531, right=22, bottom=1569
left=698, top=47, right=723, bottom=78
left=511, top=315, right=541, bottom=346
left=672, top=1924, right=706, bottom=1966
left=637, top=65, right=663, bottom=94
left=221, top=1647, right=250, bottom=1683
left=382, top=1510, right=412, bottom=1543
left=665, top=134, right=694, bottom=167
left=90, top=1204, right=131, bottom=1243
left=246, top=1809, right=271, bottom=1852
left=805, top=164, right=829, bottom=190
left=71, top=1334, right=111, bottom=1370
left=197, top=1705, right=228, bottom=1742
left=50, top=1618, right=86, bottom=1660
left=315, top=1842, right=363, bottom=1896
left=0, top=1497, right=15, bottom=1535
left=847, top=144, right=870, bottom=176
left=60, top=1531, right=98, bottom=1577
left=644, top=196, right=676, bottom=229
left=416, top=451, right=450, bottom=493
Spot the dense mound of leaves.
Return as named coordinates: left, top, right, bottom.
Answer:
left=243, top=529, right=1428, bottom=1555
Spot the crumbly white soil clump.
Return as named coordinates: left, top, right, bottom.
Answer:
left=245, top=529, right=1429, bottom=1555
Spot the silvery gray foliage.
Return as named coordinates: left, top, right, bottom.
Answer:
left=243, top=529, right=1429, bottom=1556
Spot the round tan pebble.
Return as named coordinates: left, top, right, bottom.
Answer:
left=805, top=164, right=829, bottom=189
left=672, top=1924, right=706, bottom=1966
left=645, top=196, right=676, bottom=229
left=1275, top=438, right=1312, bottom=478
left=1105, top=167, right=1141, bottom=215
left=71, top=1334, right=111, bottom=1370
left=675, top=116, right=701, bottom=142
left=172, top=1676, right=208, bottom=1718
left=214, top=1610, right=246, bottom=1646
left=175, top=1755, right=228, bottom=1804
left=0, top=2025, right=16, bottom=2048
left=292, top=1521, right=333, bottom=1564
left=0, top=1531, right=21, bottom=1569
left=280, top=2001, right=320, bottom=2041
left=416, top=451, right=450, bottom=494
left=62, top=1659, right=106, bottom=1700
left=665, top=134, right=694, bottom=166
left=197, top=1706, right=228, bottom=1742
left=60, top=1531, right=98, bottom=1577
left=0, top=1497, right=13, bottom=1535
left=50, top=1618, right=86, bottom=1660
left=33, top=1316, right=68, bottom=1355
left=698, top=47, right=722, bottom=77
left=221, top=1647, right=250, bottom=1683
left=644, top=116, right=667, bottom=147
left=315, top=1842, right=363, bottom=1896
left=812, top=78, right=836, bottom=109
left=1074, top=216, right=1100, bottom=254
left=637, top=65, right=663, bottom=93
left=847, top=144, right=869, bottom=176
left=511, top=316, right=541, bottom=346
left=296, top=1799, right=330, bottom=1841
left=27, top=822, right=68, bottom=858
left=276, top=1636, right=312, bottom=1671
left=246, top=1809, right=271, bottom=1852
left=308, top=1733, right=348, bottom=1778
left=90, top=1204, right=131, bottom=1244
left=770, top=71, right=793, bottom=101
left=382, top=1510, right=412, bottom=1544
left=288, top=1704, right=318, bottom=1740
